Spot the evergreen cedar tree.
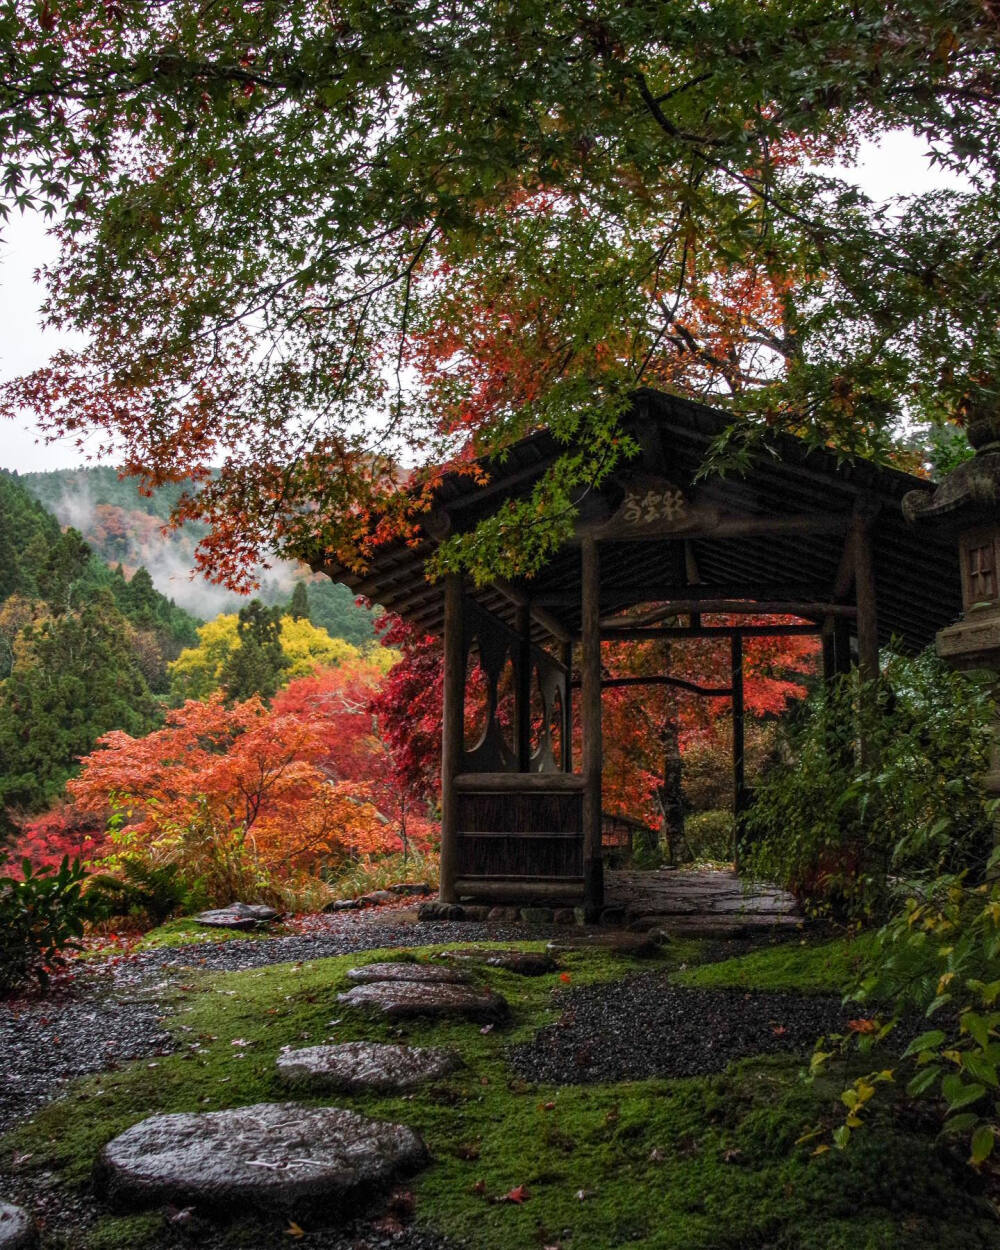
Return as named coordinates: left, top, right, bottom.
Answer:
left=2, top=2, right=998, bottom=591
left=0, top=471, right=200, bottom=816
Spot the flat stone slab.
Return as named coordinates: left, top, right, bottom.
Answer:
left=94, top=1102, right=428, bottom=1217
left=337, top=981, right=509, bottom=1024
left=276, top=1042, right=461, bottom=1093
left=194, top=902, right=279, bottom=929
left=547, top=931, right=665, bottom=958
left=434, top=949, right=558, bottom=976
left=345, top=962, right=469, bottom=985
left=0, top=1204, right=34, bottom=1250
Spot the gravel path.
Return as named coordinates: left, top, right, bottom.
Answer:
left=0, top=909, right=824, bottom=1249
left=0, top=909, right=554, bottom=1133
left=509, top=971, right=875, bottom=1085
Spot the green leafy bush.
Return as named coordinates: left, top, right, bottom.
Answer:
left=84, top=856, right=201, bottom=926
left=744, top=651, right=994, bottom=921
left=683, top=809, right=734, bottom=862
left=0, top=855, right=89, bottom=991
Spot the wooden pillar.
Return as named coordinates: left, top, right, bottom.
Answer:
left=731, top=632, right=746, bottom=812
left=821, top=615, right=852, bottom=684
left=854, top=517, right=879, bottom=682
left=516, top=603, right=532, bottom=772
left=561, top=640, right=574, bottom=773
left=439, top=574, right=464, bottom=903
left=731, top=632, right=746, bottom=862
left=581, top=537, right=604, bottom=917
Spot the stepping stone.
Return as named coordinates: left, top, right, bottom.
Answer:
left=94, top=1102, right=427, bottom=1218
left=0, top=1204, right=34, bottom=1250
left=547, top=931, right=665, bottom=958
left=194, top=902, right=279, bottom=930
left=277, top=1042, right=461, bottom=1093
left=337, top=981, right=509, bottom=1024
left=434, top=948, right=558, bottom=976
left=345, top=962, right=469, bottom=985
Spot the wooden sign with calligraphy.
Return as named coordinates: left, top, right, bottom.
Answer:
left=582, top=475, right=719, bottom=540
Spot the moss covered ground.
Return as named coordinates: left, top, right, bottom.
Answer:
left=673, top=933, right=877, bottom=996
left=1, top=936, right=996, bottom=1249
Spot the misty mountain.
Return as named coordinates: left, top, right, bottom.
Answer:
left=18, top=467, right=376, bottom=645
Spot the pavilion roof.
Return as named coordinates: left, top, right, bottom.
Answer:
left=310, top=388, right=961, bottom=653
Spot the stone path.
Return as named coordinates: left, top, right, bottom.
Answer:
left=604, top=867, right=803, bottom=937
left=276, top=1042, right=461, bottom=1093
left=337, top=978, right=509, bottom=1024
left=0, top=1203, right=33, bottom=1250
left=95, top=1103, right=429, bottom=1217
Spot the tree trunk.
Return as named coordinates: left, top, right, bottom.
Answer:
left=658, top=711, right=684, bottom=865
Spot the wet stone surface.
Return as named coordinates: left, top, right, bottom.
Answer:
left=345, top=962, right=469, bottom=985
left=0, top=1203, right=33, bottom=1250
left=546, top=931, right=665, bottom=958
left=431, top=949, right=558, bottom=976
left=337, top=981, right=509, bottom=1024
left=277, top=1042, right=462, bottom=1093
left=95, top=1102, right=429, bottom=1217
left=194, top=903, right=280, bottom=930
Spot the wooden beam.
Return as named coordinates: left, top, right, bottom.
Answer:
left=439, top=574, right=464, bottom=904
left=491, top=577, right=574, bottom=644
left=571, top=675, right=732, bottom=697
left=454, top=772, right=585, bottom=793
left=581, top=536, right=604, bottom=918
left=600, top=600, right=857, bottom=628
left=533, top=583, right=832, bottom=608
left=577, top=512, right=852, bottom=543
left=591, top=624, right=823, bottom=640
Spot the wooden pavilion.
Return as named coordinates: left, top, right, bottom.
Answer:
left=311, top=388, right=962, bottom=916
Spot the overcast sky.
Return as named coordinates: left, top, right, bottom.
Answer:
left=0, top=130, right=967, bottom=474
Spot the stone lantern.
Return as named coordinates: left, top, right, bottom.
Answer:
left=903, top=411, right=1000, bottom=796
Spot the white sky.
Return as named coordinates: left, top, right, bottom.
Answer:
left=0, top=130, right=969, bottom=474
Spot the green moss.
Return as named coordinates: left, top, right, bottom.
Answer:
left=674, top=934, right=878, bottom=997
left=132, top=917, right=277, bottom=949
left=1, top=937, right=991, bottom=1249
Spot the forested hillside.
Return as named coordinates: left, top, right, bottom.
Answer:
left=19, top=467, right=376, bottom=643
left=0, top=470, right=201, bottom=820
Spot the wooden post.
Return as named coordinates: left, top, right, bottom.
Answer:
left=731, top=632, right=746, bottom=862
left=516, top=603, right=532, bottom=772
left=561, top=640, right=574, bottom=773
left=853, top=507, right=880, bottom=768
left=581, top=537, right=604, bottom=917
left=854, top=516, right=879, bottom=682
left=439, top=574, right=464, bottom=903
left=821, top=615, right=852, bottom=685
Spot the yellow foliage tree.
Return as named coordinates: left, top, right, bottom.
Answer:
left=168, top=612, right=366, bottom=702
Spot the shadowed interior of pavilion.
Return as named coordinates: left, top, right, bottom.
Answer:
left=311, top=388, right=962, bottom=920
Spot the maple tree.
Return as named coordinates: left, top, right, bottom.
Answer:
left=67, top=663, right=432, bottom=899
left=1, top=2, right=998, bottom=587
left=600, top=621, right=819, bottom=855
left=371, top=610, right=818, bottom=852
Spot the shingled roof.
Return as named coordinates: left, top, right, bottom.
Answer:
left=310, top=387, right=961, bottom=653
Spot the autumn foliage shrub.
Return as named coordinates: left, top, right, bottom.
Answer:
left=66, top=665, right=435, bottom=912
left=0, top=856, right=89, bottom=992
